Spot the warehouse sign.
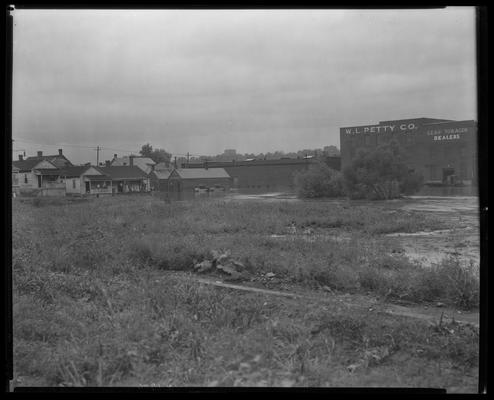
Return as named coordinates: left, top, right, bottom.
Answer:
left=426, top=127, right=468, bottom=141
left=343, top=123, right=417, bottom=135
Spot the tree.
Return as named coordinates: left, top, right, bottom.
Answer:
left=140, top=143, right=172, bottom=166
left=140, top=143, right=154, bottom=158
left=293, top=160, right=344, bottom=198
left=342, top=141, right=423, bottom=200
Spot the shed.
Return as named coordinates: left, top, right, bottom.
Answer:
left=150, top=169, right=172, bottom=191
left=167, top=168, right=232, bottom=194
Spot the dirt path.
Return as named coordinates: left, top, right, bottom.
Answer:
left=157, top=271, right=479, bottom=327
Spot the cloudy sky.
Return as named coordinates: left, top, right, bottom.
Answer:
left=12, top=8, right=477, bottom=165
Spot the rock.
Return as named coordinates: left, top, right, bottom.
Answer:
left=266, top=272, right=276, bottom=278
left=232, top=260, right=246, bottom=271
left=322, top=285, right=333, bottom=293
left=216, top=264, right=237, bottom=275
left=347, top=361, right=366, bottom=373
left=436, top=302, right=445, bottom=307
left=194, top=260, right=213, bottom=273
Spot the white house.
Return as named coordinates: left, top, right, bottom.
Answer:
left=12, top=156, right=64, bottom=196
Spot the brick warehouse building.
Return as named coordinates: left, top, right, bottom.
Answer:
left=340, top=118, right=477, bottom=186
left=182, top=157, right=341, bottom=191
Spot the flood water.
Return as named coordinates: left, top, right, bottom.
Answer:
left=151, top=189, right=480, bottom=269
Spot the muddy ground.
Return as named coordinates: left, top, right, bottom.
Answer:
left=226, top=193, right=481, bottom=270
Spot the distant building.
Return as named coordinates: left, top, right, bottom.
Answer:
left=167, top=168, right=232, bottom=194
left=98, top=166, right=151, bottom=193
left=12, top=165, right=20, bottom=197
left=150, top=168, right=173, bottom=191
left=110, top=154, right=156, bottom=175
left=12, top=156, right=64, bottom=196
left=182, top=157, right=340, bottom=191
left=24, top=149, right=73, bottom=168
left=340, top=117, right=477, bottom=185
left=57, top=166, right=112, bottom=196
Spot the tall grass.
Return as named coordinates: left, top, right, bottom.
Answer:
left=12, top=195, right=479, bottom=388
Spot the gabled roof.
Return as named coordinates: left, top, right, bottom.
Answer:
left=25, top=154, right=73, bottom=167
left=152, top=169, right=173, bottom=180
left=12, top=159, right=57, bottom=172
left=97, top=166, right=149, bottom=179
left=171, top=168, right=231, bottom=179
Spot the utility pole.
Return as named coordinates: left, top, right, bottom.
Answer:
left=187, top=152, right=190, bottom=166
left=96, top=146, right=100, bottom=166
left=174, top=156, right=177, bottom=169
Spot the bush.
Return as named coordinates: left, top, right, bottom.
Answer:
left=343, top=141, right=424, bottom=200
left=294, top=161, right=344, bottom=198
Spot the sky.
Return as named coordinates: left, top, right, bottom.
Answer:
left=12, top=8, right=477, bottom=165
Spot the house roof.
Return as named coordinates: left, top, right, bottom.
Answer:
left=25, top=154, right=73, bottom=167
left=172, top=168, right=231, bottom=179
left=12, top=159, right=57, bottom=172
left=97, top=166, right=149, bottom=179
left=152, top=169, right=173, bottom=180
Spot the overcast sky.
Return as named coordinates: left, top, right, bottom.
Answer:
left=12, top=8, right=477, bottom=165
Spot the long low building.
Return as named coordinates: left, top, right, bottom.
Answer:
left=340, top=117, right=477, bottom=186
left=181, top=157, right=341, bottom=191
left=168, top=168, right=232, bottom=194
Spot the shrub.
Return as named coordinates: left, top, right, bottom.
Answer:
left=343, top=141, right=424, bottom=200
left=293, top=161, right=344, bottom=198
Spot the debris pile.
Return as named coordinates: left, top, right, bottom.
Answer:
left=193, top=250, right=250, bottom=282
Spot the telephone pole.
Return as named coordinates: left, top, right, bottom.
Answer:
left=96, top=146, right=100, bottom=166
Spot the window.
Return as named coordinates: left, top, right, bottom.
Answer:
left=73, top=179, right=76, bottom=189
left=24, top=174, right=28, bottom=184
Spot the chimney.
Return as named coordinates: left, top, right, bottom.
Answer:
left=37, top=151, right=43, bottom=157
left=58, top=149, right=63, bottom=156
left=129, top=155, right=134, bottom=167
left=113, top=154, right=117, bottom=159
left=105, top=160, right=111, bottom=167
left=18, top=154, right=23, bottom=161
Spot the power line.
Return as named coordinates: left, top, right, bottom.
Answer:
left=12, top=137, right=246, bottom=159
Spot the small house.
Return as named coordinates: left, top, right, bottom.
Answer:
left=97, top=166, right=151, bottom=194
left=57, top=166, right=112, bottom=196
left=12, top=156, right=65, bottom=196
left=167, top=168, right=232, bottom=194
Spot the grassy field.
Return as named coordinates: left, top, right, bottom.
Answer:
left=12, top=195, right=479, bottom=389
